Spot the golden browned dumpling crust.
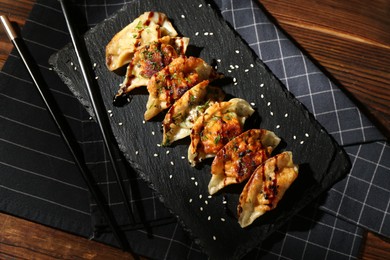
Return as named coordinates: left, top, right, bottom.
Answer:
left=113, top=36, right=189, bottom=103
left=237, top=151, right=298, bottom=228
left=208, top=129, right=281, bottom=195
left=106, top=12, right=178, bottom=71
left=162, top=80, right=225, bottom=146
left=188, top=98, right=254, bottom=166
left=144, top=56, right=220, bottom=120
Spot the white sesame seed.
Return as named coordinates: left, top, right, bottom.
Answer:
left=213, top=236, right=216, bottom=241
left=293, top=135, right=297, bottom=140
left=170, top=161, right=174, bottom=165
left=260, top=83, right=264, bottom=87
left=300, top=140, right=305, bottom=144
left=153, top=153, right=158, bottom=157
left=235, top=50, right=240, bottom=53
left=260, top=94, right=264, bottom=98
left=221, top=218, right=225, bottom=222
left=217, top=59, right=221, bottom=63
left=276, top=125, right=280, bottom=129
left=74, top=66, right=77, bottom=71
left=191, top=177, right=195, bottom=180
left=157, top=143, right=161, bottom=147
left=285, top=113, right=289, bottom=117
left=151, top=131, right=155, bottom=135
left=189, top=198, right=193, bottom=203
left=250, top=102, right=255, bottom=106
left=208, top=195, right=212, bottom=199
left=227, top=70, right=232, bottom=73
left=89, top=116, right=93, bottom=120
left=109, top=113, right=113, bottom=117
left=195, top=181, right=198, bottom=186
left=70, top=62, right=74, bottom=66
left=107, top=110, right=112, bottom=113
left=169, top=175, right=173, bottom=179
left=234, top=82, right=238, bottom=86
left=199, top=194, right=203, bottom=199
left=181, top=14, right=185, bottom=18
left=200, top=207, right=203, bottom=211
left=270, top=111, right=274, bottom=116
left=210, top=32, right=214, bottom=35
left=93, top=63, right=97, bottom=68
left=214, top=65, right=218, bottom=70
left=204, top=32, right=209, bottom=36
left=305, top=133, right=309, bottom=137
left=48, top=67, right=53, bottom=71
left=166, top=150, right=170, bottom=154
left=181, top=156, right=185, bottom=159
left=142, top=120, right=145, bottom=124
left=233, top=77, right=237, bottom=82
left=250, top=64, right=254, bottom=67
left=235, top=65, right=239, bottom=68
left=244, top=69, right=249, bottom=72
left=230, top=65, right=235, bottom=69
left=118, top=122, right=123, bottom=126
left=267, top=102, right=271, bottom=106
left=222, top=200, right=227, bottom=205
left=135, top=150, right=139, bottom=155
left=119, top=83, right=123, bottom=87
left=195, top=32, right=199, bottom=36
left=208, top=216, right=211, bottom=221
left=199, top=4, right=202, bottom=7
left=205, top=200, right=208, bottom=205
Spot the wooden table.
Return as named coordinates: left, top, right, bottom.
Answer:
left=0, top=0, right=389, bottom=259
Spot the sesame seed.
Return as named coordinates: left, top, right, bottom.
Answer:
left=199, top=194, right=203, bottom=199
left=153, top=153, right=158, bottom=157
left=214, top=65, right=218, bottom=70
left=267, top=102, right=271, bottom=106
left=181, top=14, right=185, bottom=18
left=227, top=70, right=232, bottom=73
left=217, top=59, right=221, bottom=63
left=107, top=110, right=112, bottom=113
left=208, top=216, right=211, bottom=221
left=285, top=113, right=289, bottom=117
left=204, top=32, right=209, bottom=36
left=118, top=122, right=123, bottom=126
left=205, top=200, right=208, bottom=205
left=74, top=66, right=77, bottom=71
left=195, top=181, right=198, bottom=186
left=48, top=67, right=53, bottom=71
left=305, top=133, right=309, bottom=137
left=142, top=120, right=145, bottom=124
left=235, top=50, right=240, bottom=53
left=260, top=83, right=264, bottom=87
left=250, top=102, right=255, bottom=106
left=109, top=114, right=113, bottom=117
left=235, top=65, right=239, bottom=68
left=260, top=94, right=264, bottom=98
left=195, top=32, right=199, bottom=36
left=222, top=200, right=227, bottom=205
left=191, top=177, right=195, bottom=180
left=270, top=111, right=274, bottom=116
left=221, top=218, right=225, bottom=222
left=293, top=135, right=297, bottom=140
left=181, top=156, right=185, bottom=159
left=213, top=236, right=216, bottom=241
left=233, top=77, right=237, bottom=82
left=200, top=207, right=203, bottom=211
left=208, top=195, right=212, bottom=199
left=166, top=150, right=170, bottom=154
left=244, top=69, right=249, bottom=72
left=276, top=125, right=280, bottom=129
left=151, top=131, right=155, bottom=135
left=230, top=65, right=235, bottom=69
left=234, top=82, right=238, bottom=86
left=210, top=32, right=214, bottom=35
left=93, top=63, right=97, bottom=68
left=189, top=198, right=193, bottom=203
left=135, top=150, right=139, bottom=155
left=119, top=83, right=123, bottom=87
left=89, top=116, right=93, bottom=120
left=170, top=161, right=174, bottom=165
left=169, top=175, right=173, bottom=179
left=300, top=140, right=305, bottom=144
left=250, top=64, right=254, bottom=67
left=199, top=4, right=203, bottom=7
left=70, top=62, right=74, bottom=66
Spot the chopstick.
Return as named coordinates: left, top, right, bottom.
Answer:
left=0, top=15, right=131, bottom=252
left=58, top=1, right=136, bottom=224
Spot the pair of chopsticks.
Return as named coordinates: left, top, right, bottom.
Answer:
left=1, top=0, right=137, bottom=255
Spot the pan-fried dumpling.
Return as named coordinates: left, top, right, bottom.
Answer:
left=237, top=151, right=299, bottom=228
left=208, top=129, right=281, bottom=195
left=114, top=36, right=189, bottom=103
left=188, top=98, right=254, bottom=167
left=162, top=80, right=225, bottom=146
left=106, top=12, right=178, bottom=71
left=144, top=56, right=220, bottom=120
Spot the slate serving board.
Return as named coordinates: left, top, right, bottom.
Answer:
left=49, top=0, right=351, bottom=258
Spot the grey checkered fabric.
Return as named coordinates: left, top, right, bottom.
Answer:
left=0, top=0, right=388, bottom=259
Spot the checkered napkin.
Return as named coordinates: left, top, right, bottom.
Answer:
left=0, top=0, right=388, bottom=259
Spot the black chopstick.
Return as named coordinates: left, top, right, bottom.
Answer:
left=58, top=1, right=136, bottom=224
left=0, top=15, right=131, bottom=252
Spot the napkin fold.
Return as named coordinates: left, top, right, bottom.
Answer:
left=0, top=0, right=388, bottom=259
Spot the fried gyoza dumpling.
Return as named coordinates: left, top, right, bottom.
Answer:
left=114, top=36, right=189, bottom=102
left=208, top=129, right=281, bottom=195
left=144, top=56, right=220, bottom=120
left=188, top=98, right=254, bottom=167
left=162, top=80, right=225, bottom=146
left=237, top=151, right=298, bottom=228
left=106, top=12, right=178, bottom=71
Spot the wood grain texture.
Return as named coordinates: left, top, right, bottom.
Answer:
left=0, top=0, right=389, bottom=259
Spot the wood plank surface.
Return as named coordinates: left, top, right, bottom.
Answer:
left=0, top=0, right=389, bottom=259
